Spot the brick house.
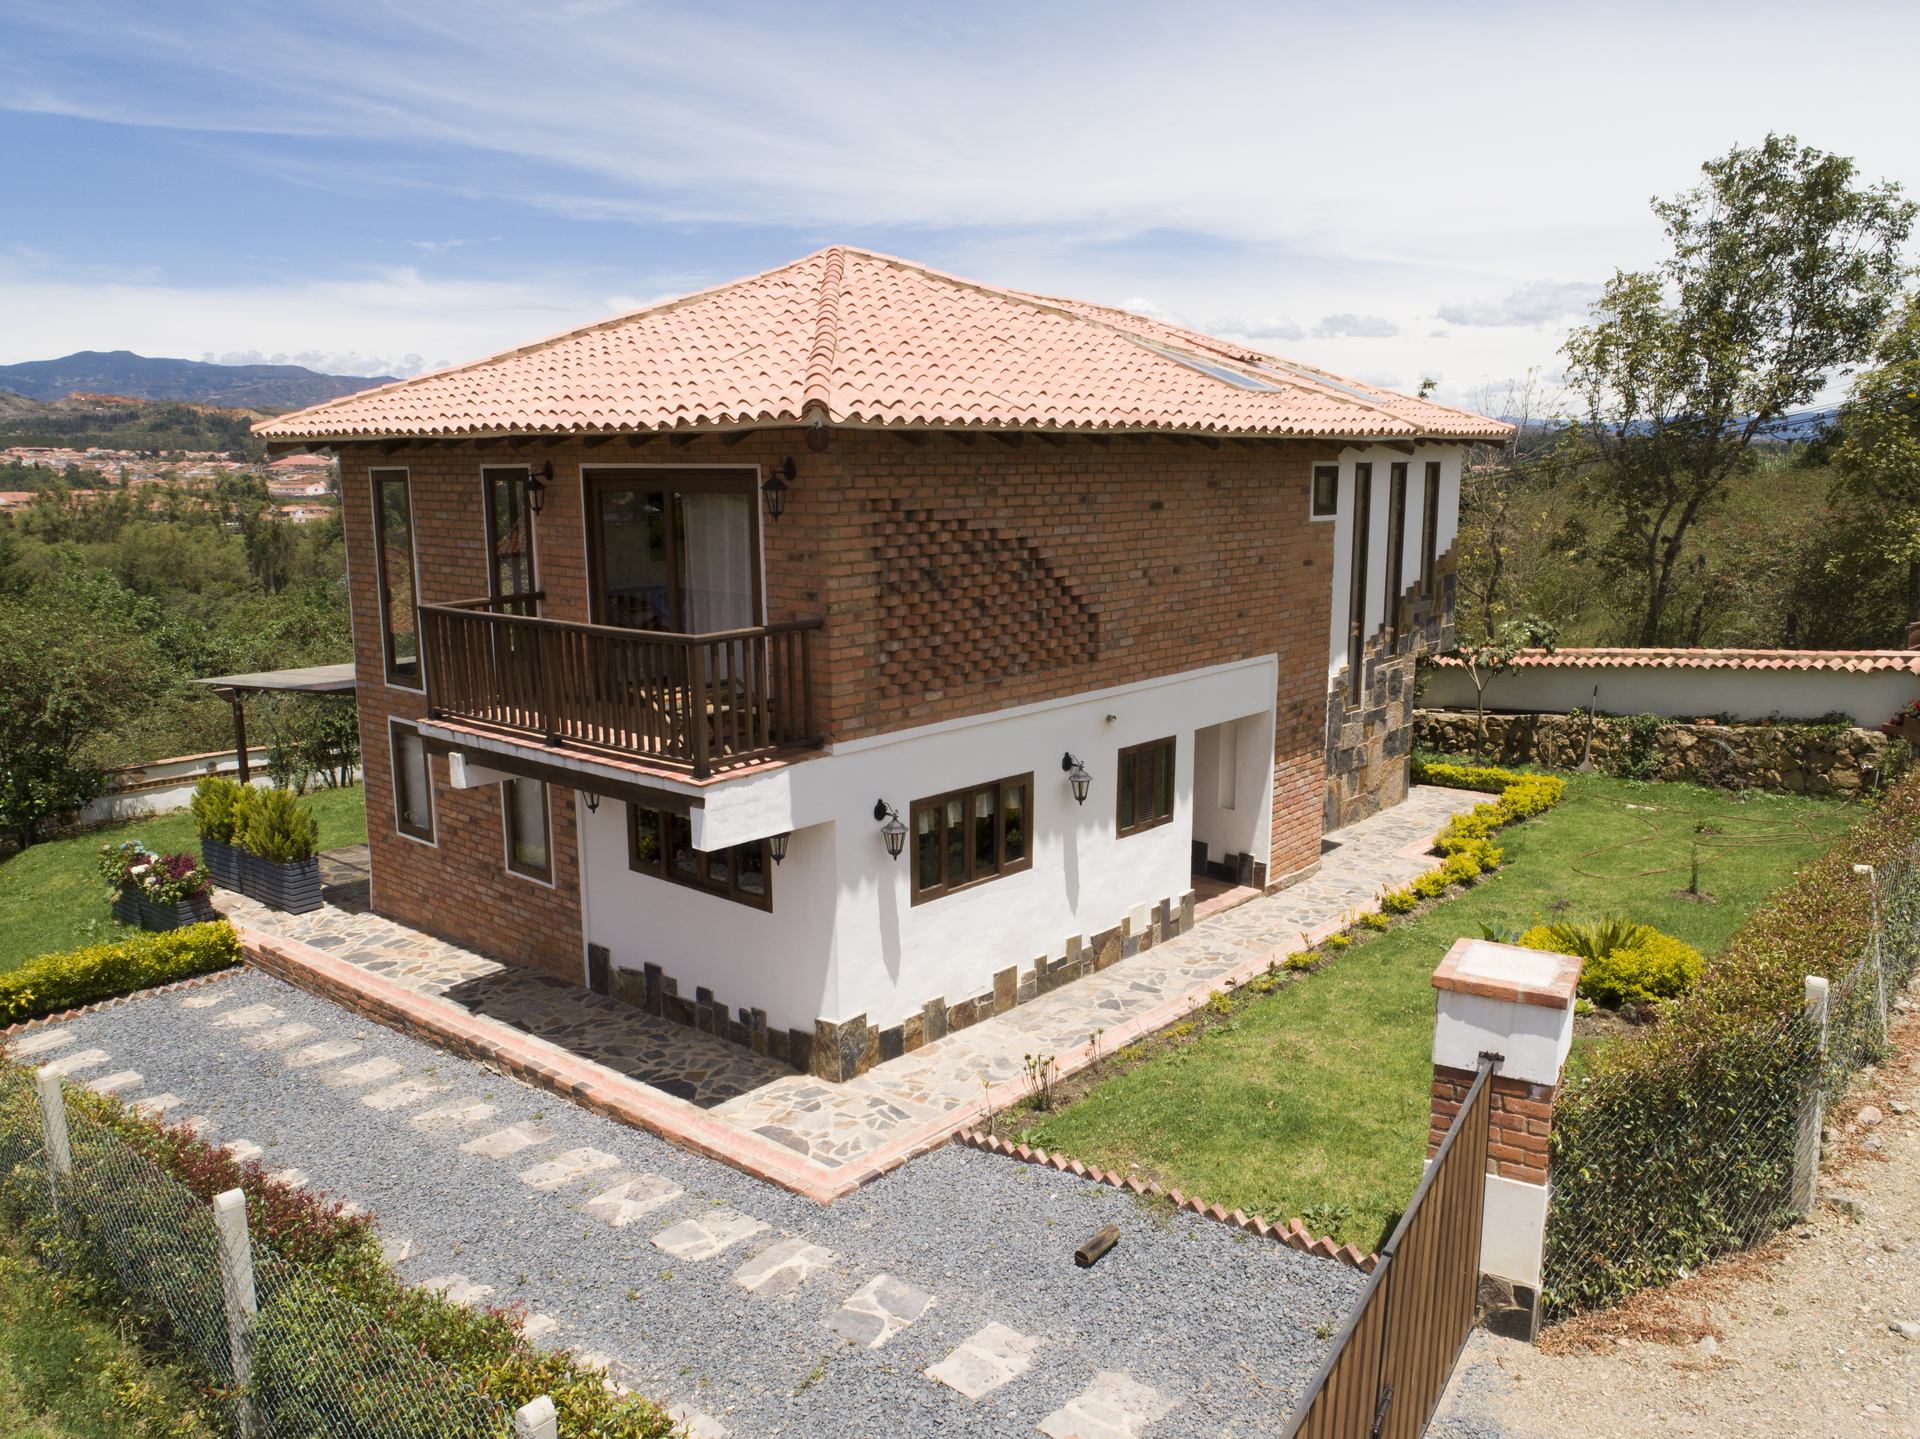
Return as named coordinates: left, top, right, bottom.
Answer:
left=257, top=247, right=1506, bottom=1082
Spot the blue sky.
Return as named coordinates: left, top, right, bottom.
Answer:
left=4, top=0, right=1917, bottom=407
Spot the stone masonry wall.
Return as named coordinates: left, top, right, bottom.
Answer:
left=1414, top=708, right=1907, bottom=797
left=1325, top=546, right=1457, bottom=831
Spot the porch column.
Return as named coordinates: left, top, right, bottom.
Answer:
left=1429, top=938, right=1581, bottom=1326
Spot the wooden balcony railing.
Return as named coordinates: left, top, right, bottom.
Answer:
left=419, top=595, right=821, bottom=778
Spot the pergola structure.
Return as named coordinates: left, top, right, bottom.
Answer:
left=194, top=664, right=356, bottom=782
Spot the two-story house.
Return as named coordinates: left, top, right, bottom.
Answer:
left=258, top=247, right=1504, bottom=1083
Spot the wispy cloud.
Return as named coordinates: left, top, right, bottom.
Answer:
left=1207, top=316, right=1305, bottom=342
left=1314, top=314, right=1399, bottom=340
left=1437, top=280, right=1603, bottom=328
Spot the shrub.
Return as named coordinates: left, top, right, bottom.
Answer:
left=1516, top=918, right=1703, bottom=1005
left=1326, top=934, right=1351, bottom=950
left=1413, top=870, right=1449, bottom=900
left=1358, top=913, right=1389, bottom=932
left=240, top=787, right=319, bottom=863
left=0, top=922, right=241, bottom=1024
left=1381, top=886, right=1419, bottom=915
left=190, top=774, right=245, bottom=843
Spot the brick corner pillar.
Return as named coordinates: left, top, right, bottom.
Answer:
left=1429, top=937, right=1581, bottom=1309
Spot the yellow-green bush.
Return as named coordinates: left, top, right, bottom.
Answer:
left=1381, top=886, right=1419, bottom=915
left=1515, top=919, right=1703, bottom=1006
left=0, top=922, right=241, bottom=1024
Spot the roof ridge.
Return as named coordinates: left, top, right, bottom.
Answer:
left=802, top=246, right=845, bottom=421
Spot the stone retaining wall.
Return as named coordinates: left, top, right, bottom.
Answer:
left=1414, top=708, right=1907, bottom=796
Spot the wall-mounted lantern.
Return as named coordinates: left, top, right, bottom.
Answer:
left=769, top=831, right=791, bottom=865
left=762, top=457, right=795, bottom=521
left=1062, top=752, right=1092, bottom=805
left=873, top=800, right=907, bottom=861
left=582, top=792, right=601, bottom=813
left=526, top=459, right=552, bottom=515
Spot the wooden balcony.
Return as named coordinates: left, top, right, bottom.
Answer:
left=419, top=596, right=822, bottom=778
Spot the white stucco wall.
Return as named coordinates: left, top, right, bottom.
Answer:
left=575, top=656, right=1279, bottom=1034
left=1320, top=444, right=1460, bottom=683
left=1420, top=663, right=1920, bottom=727
left=1191, top=712, right=1270, bottom=866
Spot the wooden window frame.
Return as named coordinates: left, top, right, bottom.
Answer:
left=1116, top=737, right=1176, bottom=838
left=502, top=777, right=552, bottom=883
left=1420, top=460, right=1442, bottom=596
left=582, top=467, right=764, bottom=633
left=1311, top=463, right=1339, bottom=517
left=389, top=720, right=435, bottom=843
left=1347, top=463, right=1372, bottom=706
left=482, top=467, right=539, bottom=615
left=625, top=803, right=771, bottom=911
left=909, top=772, right=1033, bottom=906
left=371, top=468, right=421, bottom=688
left=1383, top=462, right=1408, bottom=648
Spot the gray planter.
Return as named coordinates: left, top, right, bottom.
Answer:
left=113, top=885, right=216, bottom=932
left=110, top=886, right=142, bottom=929
left=241, top=851, right=323, bottom=914
left=200, top=837, right=243, bottom=893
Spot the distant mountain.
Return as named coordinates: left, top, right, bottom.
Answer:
left=0, top=351, right=399, bottom=409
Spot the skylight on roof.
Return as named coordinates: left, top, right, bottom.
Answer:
left=1247, top=359, right=1397, bottom=408
left=1133, top=341, right=1284, bottom=392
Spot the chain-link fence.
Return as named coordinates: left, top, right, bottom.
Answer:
left=0, top=1066, right=517, bottom=1439
left=1541, top=846, right=1920, bottom=1323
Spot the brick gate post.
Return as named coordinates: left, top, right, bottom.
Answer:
left=1429, top=938, right=1582, bottom=1334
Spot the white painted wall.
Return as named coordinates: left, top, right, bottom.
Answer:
left=1420, top=662, right=1920, bottom=728
left=575, top=657, right=1280, bottom=1034
left=1191, top=712, right=1270, bottom=867
left=1321, top=444, right=1460, bottom=684
left=71, top=747, right=339, bottom=829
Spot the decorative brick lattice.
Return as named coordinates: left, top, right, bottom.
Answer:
left=870, top=501, right=1098, bottom=693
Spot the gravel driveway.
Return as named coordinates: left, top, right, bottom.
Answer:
left=17, top=968, right=1361, bottom=1438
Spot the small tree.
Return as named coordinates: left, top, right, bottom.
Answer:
left=1829, top=297, right=1920, bottom=628
left=1448, top=616, right=1558, bottom=760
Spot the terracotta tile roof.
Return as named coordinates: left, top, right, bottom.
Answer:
left=256, top=247, right=1512, bottom=444
left=1431, top=647, right=1920, bottom=675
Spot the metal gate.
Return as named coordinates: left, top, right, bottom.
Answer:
left=1281, top=1057, right=1494, bottom=1439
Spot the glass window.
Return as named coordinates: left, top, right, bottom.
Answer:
left=503, top=777, right=549, bottom=879
left=626, top=803, right=771, bottom=911
left=391, top=723, right=433, bottom=842
left=1117, top=738, right=1176, bottom=837
left=1312, top=465, right=1339, bottom=517
left=1420, top=461, right=1442, bottom=596
left=1348, top=463, right=1372, bottom=706
left=483, top=468, right=538, bottom=612
left=586, top=470, right=761, bottom=634
left=1384, top=462, right=1408, bottom=647
left=372, top=469, right=418, bottom=686
left=909, top=773, right=1035, bottom=905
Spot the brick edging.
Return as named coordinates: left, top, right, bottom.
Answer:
left=1, top=965, right=243, bottom=1040
left=954, top=1128, right=1378, bottom=1272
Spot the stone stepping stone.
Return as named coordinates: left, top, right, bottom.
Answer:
left=10, top=1030, right=73, bottom=1058
left=459, top=1122, right=557, bottom=1158
left=226, top=1140, right=264, bottom=1162
left=133, top=1093, right=182, bottom=1117
left=286, top=1040, right=361, bottom=1069
left=327, top=1056, right=403, bottom=1087
left=416, top=1273, right=494, bottom=1307
left=582, top=1175, right=683, bottom=1228
left=1036, top=1372, right=1177, bottom=1439
left=242, top=1022, right=321, bottom=1050
left=667, top=1404, right=729, bottom=1438
left=361, top=1079, right=450, bottom=1111
left=825, top=1273, right=934, bottom=1349
left=521, top=1312, right=559, bottom=1341
left=86, top=1070, right=143, bottom=1096
left=185, top=1115, right=217, bottom=1135
left=517, top=1147, right=621, bottom=1192
left=410, top=1099, right=499, bottom=1135
left=40, top=1049, right=111, bottom=1078
left=732, top=1237, right=836, bottom=1297
left=925, top=1322, right=1044, bottom=1398
left=380, top=1236, right=413, bottom=1264
left=180, top=991, right=232, bottom=1009
left=268, top=1167, right=309, bottom=1188
left=651, top=1208, right=769, bottom=1261
left=210, top=1004, right=284, bottom=1029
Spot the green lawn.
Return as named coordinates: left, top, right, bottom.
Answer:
left=0, top=786, right=367, bottom=974
left=1021, top=772, right=1857, bottom=1253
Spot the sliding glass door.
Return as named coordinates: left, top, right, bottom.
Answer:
left=585, top=470, right=761, bottom=634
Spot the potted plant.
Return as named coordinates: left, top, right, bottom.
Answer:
left=239, top=786, right=323, bottom=914
left=98, top=841, right=217, bottom=931
left=190, top=774, right=246, bottom=891
left=1884, top=700, right=1920, bottom=746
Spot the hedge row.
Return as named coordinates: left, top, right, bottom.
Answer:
left=1380, top=761, right=1566, bottom=912
left=0, top=922, right=242, bottom=1026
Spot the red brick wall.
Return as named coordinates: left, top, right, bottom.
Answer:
left=338, top=429, right=1336, bottom=968
left=1429, top=1063, right=1555, bottom=1185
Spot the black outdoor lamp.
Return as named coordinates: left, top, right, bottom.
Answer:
left=525, top=459, right=551, bottom=515
left=762, top=457, right=795, bottom=521
left=874, top=800, right=907, bottom=860
left=769, top=831, right=791, bottom=865
left=1062, top=752, right=1092, bottom=805
left=582, top=792, right=601, bottom=814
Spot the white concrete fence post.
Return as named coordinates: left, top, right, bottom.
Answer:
left=213, top=1188, right=258, bottom=1437
left=1793, top=974, right=1831, bottom=1216
left=34, top=1068, right=72, bottom=1219
left=513, top=1395, right=558, bottom=1439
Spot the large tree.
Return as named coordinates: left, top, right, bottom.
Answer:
left=1561, top=135, right=1914, bottom=645
left=1829, top=297, right=1920, bottom=628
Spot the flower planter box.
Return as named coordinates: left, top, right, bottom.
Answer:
left=1881, top=718, right=1920, bottom=747
left=240, top=851, right=323, bottom=914
left=112, top=885, right=216, bottom=932
left=110, top=886, right=142, bottom=929
left=200, top=837, right=244, bottom=893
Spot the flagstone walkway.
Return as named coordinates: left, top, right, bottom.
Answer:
left=217, top=786, right=1482, bottom=1185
